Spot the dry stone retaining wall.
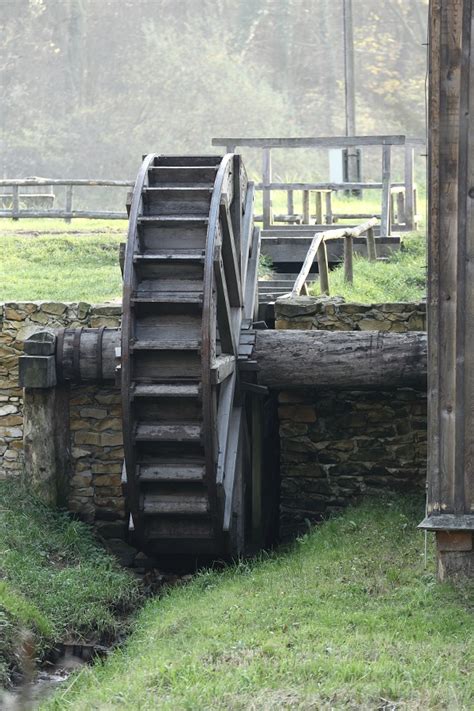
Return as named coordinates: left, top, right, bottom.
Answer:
left=275, top=296, right=427, bottom=539
left=0, top=302, right=125, bottom=538
left=1, top=298, right=427, bottom=543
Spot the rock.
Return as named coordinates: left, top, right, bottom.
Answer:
left=79, top=407, right=108, bottom=420
left=40, top=302, right=67, bottom=316
left=0, top=404, right=18, bottom=417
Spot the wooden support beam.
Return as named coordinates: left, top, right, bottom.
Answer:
left=254, top=330, right=427, bottom=389
left=423, top=0, right=474, bottom=578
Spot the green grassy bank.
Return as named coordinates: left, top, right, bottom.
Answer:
left=309, top=233, right=426, bottom=303
left=0, top=208, right=426, bottom=305
left=44, top=497, right=473, bottom=710
left=0, top=481, right=141, bottom=688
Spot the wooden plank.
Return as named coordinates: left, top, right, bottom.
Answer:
left=419, top=514, right=474, bottom=531
left=219, top=199, right=242, bottom=307
left=216, top=371, right=237, bottom=484
left=244, top=226, right=261, bottom=321
left=255, top=182, right=402, bottom=191
left=223, top=406, right=243, bottom=531
left=262, top=148, right=272, bottom=228
left=210, top=355, right=235, bottom=384
left=380, top=145, right=392, bottom=237
left=230, top=154, right=242, bottom=261
left=214, top=247, right=236, bottom=355
left=291, top=233, right=325, bottom=296
left=12, top=185, right=19, bottom=220
left=212, top=135, right=418, bottom=148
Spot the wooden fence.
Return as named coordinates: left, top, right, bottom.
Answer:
left=212, top=135, right=425, bottom=235
left=290, top=217, right=379, bottom=297
left=0, top=178, right=133, bottom=222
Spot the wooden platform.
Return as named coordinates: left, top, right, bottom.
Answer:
left=260, top=227, right=400, bottom=266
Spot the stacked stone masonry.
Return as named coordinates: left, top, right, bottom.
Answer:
left=1, top=298, right=427, bottom=542
left=0, top=302, right=125, bottom=539
left=275, top=296, right=427, bottom=539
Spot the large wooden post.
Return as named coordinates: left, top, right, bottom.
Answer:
left=419, top=0, right=474, bottom=579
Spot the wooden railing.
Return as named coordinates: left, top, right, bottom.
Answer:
left=291, top=217, right=379, bottom=297
left=0, top=178, right=133, bottom=221
left=212, top=135, right=425, bottom=234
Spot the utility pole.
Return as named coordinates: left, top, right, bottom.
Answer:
left=343, top=0, right=360, bottom=191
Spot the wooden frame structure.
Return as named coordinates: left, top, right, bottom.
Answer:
left=212, top=135, right=424, bottom=235
left=419, top=0, right=474, bottom=579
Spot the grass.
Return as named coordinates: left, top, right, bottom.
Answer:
left=309, top=233, right=427, bottom=303
left=0, top=480, right=141, bottom=687
left=43, top=496, right=473, bottom=710
left=0, top=219, right=126, bottom=303
left=0, top=198, right=427, bottom=304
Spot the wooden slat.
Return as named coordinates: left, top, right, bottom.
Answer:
left=135, top=423, right=202, bottom=442
left=210, top=355, right=235, bottom=384
left=212, top=135, right=420, bottom=148
left=219, top=199, right=242, bottom=306
left=214, top=247, right=236, bottom=355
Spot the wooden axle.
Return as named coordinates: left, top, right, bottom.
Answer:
left=22, top=328, right=427, bottom=390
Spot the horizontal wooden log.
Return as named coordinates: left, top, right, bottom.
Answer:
left=254, top=330, right=427, bottom=389
left=48, top=328, right=427, bottom=390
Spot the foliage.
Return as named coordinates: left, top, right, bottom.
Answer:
left=0, top=480, right=141, bottom=687
left=309, top=233, right=427, bottom=303
left=44, top=497, right=473, bottom=710
left=0, top=1, right=428, bottom=185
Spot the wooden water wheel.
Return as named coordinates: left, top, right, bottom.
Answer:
left=121, top=153, right=263, bottom=561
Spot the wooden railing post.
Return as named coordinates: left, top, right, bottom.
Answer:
left=396, top=190, right=405, bottom=226
left=404, top=144, right=415, bottom=230
left=12, top=184, right=19, bottom=220
left=287, top=189, right=294, bottom=218
left=317, top=241, right=330, bottom=294
left=324, top=191, right=333, bottom=224
left=344, top=235, right=354, bottom=284
left=315, top=191, right=323, bottom=223
left=367, top=226, right=377, bottom=261
left=262, top=148, right=272, bottom=228
left=65, top=185, right=73, bottom=224
left=302, top=190, right=310, bottom=224
left=380, top=145, right=392, bottom=237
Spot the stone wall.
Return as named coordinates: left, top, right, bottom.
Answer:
left=1, top=298, right=428, bottom=544
left=0, top=302, right=125, bottom=537
left=275, top=296, right=427, bottom=539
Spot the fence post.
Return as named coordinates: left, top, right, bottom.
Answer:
left=367, top=226, right=377, bottom=261
left=344, top=234, right=354, bottom=284
left=404, top=144, right=415, bottom=230
left=302, top=190, right=310, bottom=224
left=315, top=191, right=323, bottom=223
left=262, top=148, right=272, bottom=228
left=287, top=189, right=294, bottom=218
left=380, top=145, right=392, bottom=237
left=324, top=191, right=333, bottom=224
left=396, top=190, right=405, bottom=226
left=65, top=185, right=73, bottom=224
left=12, top=185, right=19, bottom=220
left=317, top=241, right=330, bottom=294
